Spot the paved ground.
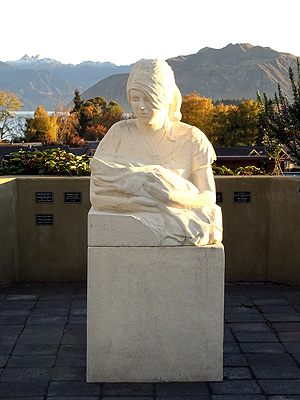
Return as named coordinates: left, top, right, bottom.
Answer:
left=0, top=282, right=300, bottom=399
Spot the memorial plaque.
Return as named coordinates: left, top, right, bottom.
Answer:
left=234, top=191, right=251, bottom=203
left=36, top=191, right=53, bottom=203
left=64, top=192, right=82, bottom=203
left=216, top=192, right=223, bottom=203
left=36, top=214, right=53, bottom=225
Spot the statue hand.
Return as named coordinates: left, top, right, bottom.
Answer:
left=143, top=182, right=175, bottom=207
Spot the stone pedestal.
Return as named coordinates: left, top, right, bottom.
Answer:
left=87, top=210, right=225, bottom=382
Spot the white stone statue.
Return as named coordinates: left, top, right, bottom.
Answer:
left=90, top=59, right=222, bottom=246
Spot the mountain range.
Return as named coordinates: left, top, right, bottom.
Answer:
left=1, top=43, right=299, bottom=111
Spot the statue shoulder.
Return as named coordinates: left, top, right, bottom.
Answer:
left=94, top=120, right=136, bottom=158
left=171, top=122, right=208, bottom=142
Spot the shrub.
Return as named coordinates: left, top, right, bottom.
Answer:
left=212, top=164, right=267, bottom=176
left=0, top=148, right=91, bottom=176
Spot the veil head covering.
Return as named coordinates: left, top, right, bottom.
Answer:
left=126, top=59, right=182, bottom=123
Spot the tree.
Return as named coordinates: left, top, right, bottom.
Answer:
left=208, top=100, right=259, bottom=146
left=72, top=89, right=84, bottom=113
left=210, top=103, right=237, bottom=145
left=55, top=109, right=82, bottom=147
left=25, top=106, right=58, bottom=143
left=181, top=93, right=214, bottom=139
left=257, top=58, right=300, bottom=164
left=0, top=89, right=24, bottom=141
left=74, top=95, right=124, bottom=140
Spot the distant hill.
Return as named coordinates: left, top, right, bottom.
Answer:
left=0, top=61, right=78, bottom=110
left=6, top=54, right=133, bottom=90
left=81, top=43, right=299, bottom=113
left=1, top=44, right=299, bottom=111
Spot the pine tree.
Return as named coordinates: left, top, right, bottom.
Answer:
left=257, top=58, right=300, bottom=164
left=72, top=89, right=84, bottom=113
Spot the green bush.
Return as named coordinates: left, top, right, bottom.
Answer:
left=0, top=148, right=91, bottom=176
left=212, top=163, right=267, bottom=176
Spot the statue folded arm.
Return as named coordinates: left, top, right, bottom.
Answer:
left=90, top=157, right=216, bottom=213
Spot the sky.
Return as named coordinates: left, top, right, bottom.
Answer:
left=2, top=0, right=300, bottom=65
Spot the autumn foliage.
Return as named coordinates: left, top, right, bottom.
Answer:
left=181, top=94, right=260, bottom=146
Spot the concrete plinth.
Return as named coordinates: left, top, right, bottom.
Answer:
left=87, top=212, right=225, bottom=382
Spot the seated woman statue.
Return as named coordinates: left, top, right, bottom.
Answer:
left=90, top=59, right=222, bottom=246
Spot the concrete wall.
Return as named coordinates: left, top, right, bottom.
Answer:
left=216, top=176, right=300, bottom=285
left=0, top=175, right=300, bottom=285
left=0, top=177, right=90, bottom=284
left=0, top=178, right=17, bottom=285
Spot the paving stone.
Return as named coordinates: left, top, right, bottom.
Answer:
left=35, top=300, right=71, bottom=308
left=245, top=353, right=297, bottom=367
left=211, top=396, right=265, bottom=400
left=225, top=314, right=264, bottom=323
left=12, top=344, right=59, bottom=356
left=0, top=355, right=9, bottom=368
left=223, top=342, right=242, bottom=353
left=0, top=324, right=24, bottom=335
left=7, top=355, right=55, bottom=367
left=0, top=367, right=52, bottom=382
left=223, top=367, right=253, bottom=380
left=6, top=294, right=38, bottom=301
left=259, top=380, right=300, bottom=395
left=22, top=323, right=65, bottom=335
left=63, top=324, right=86, bottom=335
left=209, top=380, right=261, bottom=395
left=0, top=334, right=20, bottom=345
left=60, top=332, right=87, bottom=345
left=235, top=332, right=278, bottom=343
left=0, top=316, right=27, bottom=325
left=0, top=344, right=15, bottom=355
left=259, top=305, right=297, bottom=314
left=102, top=397, right=154, bottom=400
left=230, top=322, right=272, bottom=333
left=71, top=300, right=87, bottom=308
left=47, top=381, right=101, bottom=396
left=16, top=332, right=63, bottom=345
left=57, top=344, right=86, bottom=357
left=223, top=331, right=236, bottom=343
left=223, top=353, right=249, bottom=367
left=225, top=298, right=252, bottom=306
left=51, top=366, right=86, bottom=381
left=54, top=355, right=86, bottom=367
left=278, top=332, right=300, bottom=341
left=0, top=381, right=48, bottom=397
left=67, top=315, right=87, bottom=324
left=0, top=300, right=36, bottom=309
left=0, top=309, right=31, bottom=316
left=251, top=365, right=300, bottom=379
left=272, top=322, right=300, bottom=332
left=239, top=342, right=286, bottom=353
left=102, top=382, right=153, bottom=396
left=26, top=315, right=67, bottom=325
left=268, top=397, right=300, bottom=400
left=155, top=382, right=209, bottom=396
left=44, top=397, right=98, bottom=400
left=252, top=298, right=290, bottom=306
left=283, top=342, right=300, bottom=353
left=264, top=314, right=300, bottom=322
left=30, top=308, right=70, bottom=316
left=0, top=397, right=44, bottom=400
left=156, top=396, right=209, bottom=400
left=292, top=353, right=300, bottom=363
left=244, top=291, right=283, bottom=300
left=70, top=308, right=87, bottom=316
left=225, top=306, right=259, bottom=314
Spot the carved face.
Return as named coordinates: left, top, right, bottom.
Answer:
left=130, top=89, right=169, bottom=129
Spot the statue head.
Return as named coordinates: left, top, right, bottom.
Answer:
left=126, top=59, right=182, bottom=126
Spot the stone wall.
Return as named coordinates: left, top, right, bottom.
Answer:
left=0, top=176, right=299, bottom=285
